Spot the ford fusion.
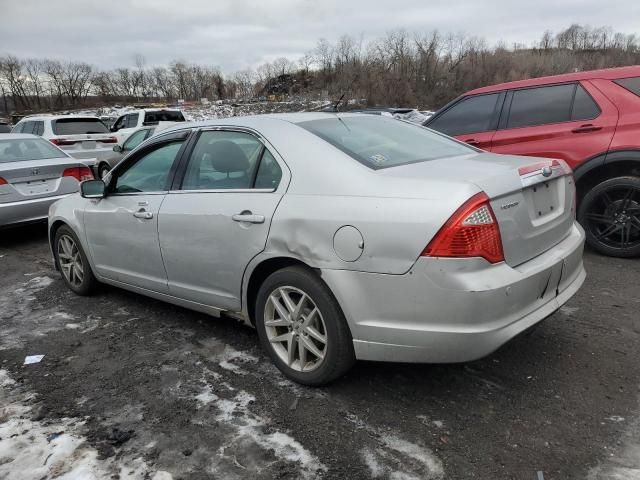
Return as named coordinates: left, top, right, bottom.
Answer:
left=48, top=114, right=586, bottom=385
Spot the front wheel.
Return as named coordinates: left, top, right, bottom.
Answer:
left=255, top=266, right=355, bottom=386
left=578, top=176, right=640, bottom=257
left=54, top=225, right=98, bottom=295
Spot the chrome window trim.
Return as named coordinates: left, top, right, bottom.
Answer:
left=168, top=188, right=276, bottom=194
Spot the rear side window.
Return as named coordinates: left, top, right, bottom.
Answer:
left=33, top=121, right=45, bottom=136
left=614, top=77, right=640, bottom=97
left=507, top=84, right=575, bottom=129
left=53, top=118, right=109, bottom=135
left=144, top=111, right=185, bottom=124
left=571, top=85, right=600, bottom=120
left=428, top=94, right=500, bottom=136
left=20, top=121, right=35, bottom=134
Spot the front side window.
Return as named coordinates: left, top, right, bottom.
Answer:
left=428, top=93, right=500, bottom=136
left=113, top=116, right=127, bottom=131
left=126, top=113, right=140, bottom=129
left=299, top=115, right=475, bottom=169
left=506, top=84, right=575, bottom=129
left=181, top=131, right=264, bottom=190
left=0, top=138, right=67, bottom=163
left=123, top=129, right=149, bottom=152
left=113, top=141, right=183, bottom=193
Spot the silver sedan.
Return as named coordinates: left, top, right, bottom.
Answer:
left=48, top=114, right=586, bottom=385
left=1, top=134, right=95, bottom=228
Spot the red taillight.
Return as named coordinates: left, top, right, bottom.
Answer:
left=50, top=138, right=77, bottom=146
left=0, top=176, right=7, bottom=185
left=99, top=137, right=118, bottom=144
left=63, top=167, right=94, bottom=182
left=422, top=192, right=505, bottom=263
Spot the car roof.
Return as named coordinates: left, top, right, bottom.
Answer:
left=18, top=114, right=102, bottom=121
left=0, top=133, right=42, bottom=140
left=161, top=112, right=365, bottom=133
left=466, top=65, right=640, bottom=95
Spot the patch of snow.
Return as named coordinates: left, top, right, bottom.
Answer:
left=362, top=449, right=384, bottom=477
left=560, top=305, right=580, bottom=316
left=0, top=369, right=165, bottom=480
left=381, top=434, right=443, bottom=477
left=212, top=390, right=326, bottom=479
left=218, top=345, right=258, bottom=374
left=195, top=385, right=218, bottom=406
left=608, top=416, right=626, bottom=423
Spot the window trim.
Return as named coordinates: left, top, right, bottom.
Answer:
left=499, top=81, right=601, bottom=131
left=425, top=91, right=505, bottom=137
left=613, top=77, right=640, bottom=97
left=170, top=127, right=286, bottom=194
left=107, top=130, right=192, bottom=196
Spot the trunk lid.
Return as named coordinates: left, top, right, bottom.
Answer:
left=0, top=157, right=92, bottom=204
left=377, top=152, right=575, bottom=267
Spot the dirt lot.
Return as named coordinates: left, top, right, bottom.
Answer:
left=1, top=223, right=639, bottom=480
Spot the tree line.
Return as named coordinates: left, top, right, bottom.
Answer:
left=1, top=23, right=640, bottom=115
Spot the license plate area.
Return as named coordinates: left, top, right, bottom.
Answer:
left=82, top=140, right=96, bottom=149
left=524, top=178, right=562, bottom=223
left=16, top=179, right=51, bottom=195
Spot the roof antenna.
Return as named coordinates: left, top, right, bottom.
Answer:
left=332, top=93, right=345, bottom=112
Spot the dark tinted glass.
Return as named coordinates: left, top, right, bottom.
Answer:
left=299, top=116, right=474, bottom=169
left=144, top=111, right=185, bottom=123
left=507, top=84, right=575, bottom=128
left=126, top=113, right=140, bottom=128
left=571, top=85, right=600, bottom=120
left=0, top=124, right=10, bottom=133
left=53, top=118, right=109, bottom=135
left=428, top=94, right=499, bottom=136
left=614, top=77, right=640, bottom=97
left=34, top=121, right=44, bottom=136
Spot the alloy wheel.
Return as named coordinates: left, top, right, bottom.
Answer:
left=57, top=234, right=84, bottom=287
left=584, top=185, right=640, bottom=250
left=264, top=286, right=328, bottom=372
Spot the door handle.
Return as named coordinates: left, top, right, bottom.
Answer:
left=133, top=209, right=153, bottom=219
left=572, top=124, right=602, bottom=133
left=232, top=212, right=265, bottom=224
left=464, top=139, right=481, bottom=146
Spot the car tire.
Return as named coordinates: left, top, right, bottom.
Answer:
left=578, top=176, right=640, bottom=258
left=255, top=266, right=355, bottom=386
left=98, top=163, right=111, bottom=179
left=53, top=225, right=98, bottom=295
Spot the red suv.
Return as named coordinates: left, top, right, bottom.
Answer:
left=424, top=66, right=640, bottom=257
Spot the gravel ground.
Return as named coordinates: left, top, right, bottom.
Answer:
left=1, top=223, right=639, bottom=480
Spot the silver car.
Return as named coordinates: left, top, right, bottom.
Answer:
left=96, top=126, right=156, bottom=179
left=0, top=134, right=94, bottom=228
left=48, top=114, right=586, bottom=385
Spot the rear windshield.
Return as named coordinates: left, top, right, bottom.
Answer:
left=0, top=138, right=67, bottom=163
left=53, top=118, right=109, bottom=135
left=614, top=77, right=640, bottom=97
left=143, top=111, right=185, bottom=123
left=298, top=116, right=475, bottom=169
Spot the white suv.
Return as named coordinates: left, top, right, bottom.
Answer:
left=110, top=109, right=185, bottom=144
left=11, top=115, right=117, bottom=164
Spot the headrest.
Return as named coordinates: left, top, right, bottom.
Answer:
left=206, top=140, right=250, bottom=173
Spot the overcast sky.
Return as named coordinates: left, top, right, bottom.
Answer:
left=1, top=0, right=638, bottom=73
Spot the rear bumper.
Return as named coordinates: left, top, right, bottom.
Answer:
left=0, top=194, right=69, bottom=227
left=321, top=222, right=586, bottom=363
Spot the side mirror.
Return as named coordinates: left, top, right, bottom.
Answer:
left=113, top=144, right=122, bottom=153
left=81, top=179, right=106, bottom=199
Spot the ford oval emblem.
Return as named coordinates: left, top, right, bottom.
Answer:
left=542, top=166, right=553, bottom=177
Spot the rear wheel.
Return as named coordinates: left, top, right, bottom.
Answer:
left=578, top=176, right=640, bottom=257
left=54, top=225, right=98, bottom=295
left=255, top=266, right=355, bottom=386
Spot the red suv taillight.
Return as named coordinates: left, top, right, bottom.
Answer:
left=63, top=167, right=94, bottom=182
left=421, top=192, right=505, bottom=263
left=50, top=138, right=77, bottom=146
left=0, top=176, right=7, bottom=185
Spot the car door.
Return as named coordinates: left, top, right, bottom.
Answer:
left=490, top=82, right=618, bottom=169
left=425, top=92, right=504, bottom=149
left=83, top=131, right=189, bottom=292
left=158, top=128, right=289, bottom=310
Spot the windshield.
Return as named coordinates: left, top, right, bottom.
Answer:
left=53, top=118, right=109, bottom=135
left=298, top=115, right=475, bottom=169
left=0, top=138, right=67, bottom=163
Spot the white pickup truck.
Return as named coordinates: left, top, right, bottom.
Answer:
left=110, top=109, right=186, bottom=145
